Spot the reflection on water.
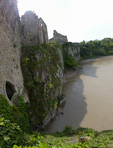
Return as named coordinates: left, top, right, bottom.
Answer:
left=46, top=56, right=113, bottom=132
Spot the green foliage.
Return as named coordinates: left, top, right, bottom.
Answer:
left=0, top=116, right=25, bottom=148
left=34, top=127, right=113, bottom=148
left=80, top=38, right=113, bottom=58
left=0, top=94, right=31, bottom=133
left=50, top=41, right=61, bottom=48
left=21, top=44, right=63, bottom=126
left=108, top=50, right=113, bottom=55
left=62, top=125, right=73, bottom=135
left=21, top=42, right=80, bottom=127
left=0, top=116, right=42, bottom=147
left=65, top=56, right=79, bottom=69
left=13, top=43, right=17, bottom=48
left=1, top=119, right=113, bottom=148
left=62, top=42, right=80, bottom=70
left=62, top=42, right=73, bottom=62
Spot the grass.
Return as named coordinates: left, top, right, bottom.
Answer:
left=35, top=126, right=113, bottom=147
left=1, top=116, right=113, bottom=148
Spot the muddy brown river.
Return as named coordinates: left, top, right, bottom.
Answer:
left=46, top=56, right=113, bottom=132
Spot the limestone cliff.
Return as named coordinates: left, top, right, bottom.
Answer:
left=0, top=0, right=80, bottom=128
left=21, top=44, right=64, bottom=128
left=62, top=42, right=80, bottom=62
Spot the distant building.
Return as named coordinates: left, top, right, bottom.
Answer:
left=49, top=30, right=68, bottom=44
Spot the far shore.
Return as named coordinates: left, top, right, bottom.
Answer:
left=80, top=55, right=113, bottom=64
left=63, top=55, right=113, bottom=83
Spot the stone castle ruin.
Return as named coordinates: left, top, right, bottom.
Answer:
left=21, top=11, right=49, bottom=45
left=0, top=0, right=49, bottom=105
left=49, top=30, right=68, bottom=44
left=0, top=0, right=80, bottom=128
left=0, top=0, right=29, bottom=104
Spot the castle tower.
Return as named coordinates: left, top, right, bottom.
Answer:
left=21, top=11, right=49, bottom=45
left=49, top=30, right=68, bottom=44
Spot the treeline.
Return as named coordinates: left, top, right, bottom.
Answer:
left=80, top=38, right=113, bottom=58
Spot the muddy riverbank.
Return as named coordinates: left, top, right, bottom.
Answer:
left=45, top=56, right=113, bottom=133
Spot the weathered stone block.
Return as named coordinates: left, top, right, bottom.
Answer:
left=0, top=0, right=29, bottom=104
left=21, top=11, right=49, bottom=46
left=49, top=30, right=68, bottom=44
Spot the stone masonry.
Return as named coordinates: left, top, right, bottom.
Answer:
left=49, top=30, right=68, bottom=44
left=0, top=0, right=80, bottom=128
left=0, top=0, right=29, bottom=104
left=21, top=11, right=49, bottom=45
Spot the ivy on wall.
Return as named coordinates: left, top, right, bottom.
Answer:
left=0, top=94, right=31, bottom=133
left=21, top=43, right=63, bottom=126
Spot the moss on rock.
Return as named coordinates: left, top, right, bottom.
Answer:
left=21, top=43, right=63, bottom=126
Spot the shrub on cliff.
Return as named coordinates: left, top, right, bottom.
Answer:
left=0, top=94, right=32, bottom=133
left=0, top=116, right=25, bottom=148
left=0, top=115, right=41, bottom=147
left=65, top=55, right=79, bottom=69
left=21, top=44, right=63, bottom=126
left=62, top=42, right=79, bottom=70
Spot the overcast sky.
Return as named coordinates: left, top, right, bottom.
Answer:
left=18, top=0, right=113, bottom=42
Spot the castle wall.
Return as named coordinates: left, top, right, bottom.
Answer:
left=49, top=30, right=68, bottom=44
left=0, top=0, right=80, bottom=129
left=0, top=0, right=29, bottom=104
left=39, top=18, right=49, bottom=44
left=21, top=11, right=49, bottom=46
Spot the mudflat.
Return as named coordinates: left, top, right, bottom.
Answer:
left=46, top=56, right=113, bottom=133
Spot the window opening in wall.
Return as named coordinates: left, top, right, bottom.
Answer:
left=6, top=81, right=16, bottom=101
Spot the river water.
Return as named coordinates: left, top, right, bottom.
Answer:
left=46, top=56, right=113, bottom=132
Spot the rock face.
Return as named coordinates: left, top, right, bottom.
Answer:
left=0, top=0, right=81, bottom=128
left=62, top=42, right=80, bottom=62
left=21, top=44, right=64, bottom=128
left=21, top=11, right=49, bottom=45
left=0, top=0, right=29, bottom=104
left=49, top=30, right=68, bottom=44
